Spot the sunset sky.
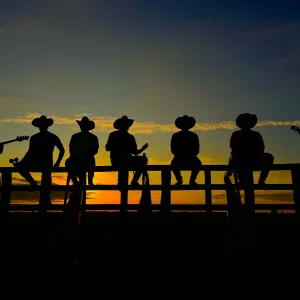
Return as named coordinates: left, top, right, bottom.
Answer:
left=1, top=0, right=300, bottom=206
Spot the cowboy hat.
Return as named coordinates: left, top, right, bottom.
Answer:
left=175, top=115, right=196, bottom=130
left=236, top=113, right=257, bottom=129
left=113, top=116, right=134, bottom=130
left=76, top=116, right=95, bottom=130
left=32, top=115, right=54, bottom=128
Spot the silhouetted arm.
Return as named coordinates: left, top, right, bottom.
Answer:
left=131, top=137, right=140, bottom=156
left=69, top=135, right=75, bottom=156
left=130, top=136, right=148, bottom=156
left=229, top=132, right=237, bottom=153
left=88, top=137, right=99, bottom=156
left=54, top=136, right=65, bottom=167
left=105, top=134, right=112, bottom=151
left=194, top=134, right=200, bottom=155
left=0, top=144, right=3, bottom=154
left=171, top=134, right=178, bottom=155
left=257, top=133, right=265, bottom=153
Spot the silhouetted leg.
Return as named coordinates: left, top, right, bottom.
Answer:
left=88, top=172, right=94, bottom=185
left=17, top=168, right=38, bottom=190
left=65, top=158, right=80, bottom=186
left=40, top=171, right=52, bottom=212
left=131, top=156, right=145, bottom=185
left=171, top=157, right=183, bottom=185
left=111, top=160, right=127, bottom=187
left=190, top=157, right=202, bottom=185
left=70, top=173, right=80, bottom=186
left=258, top=153, right=274, bottom=184
left=87, top=159, right=95, bottom=185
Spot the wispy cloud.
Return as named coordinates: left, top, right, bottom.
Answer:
left=0, top=113, right=300, bottom=134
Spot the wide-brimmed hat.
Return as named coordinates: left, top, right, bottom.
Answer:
left=32, top=115, right=54, bottom=128
left=175, top=115, right=196, bottom=130
left=76, top=116, right=95, bottom=130
left=113, top=116, right=134, bottom=130
left=236, top=113, right=257, bottom=129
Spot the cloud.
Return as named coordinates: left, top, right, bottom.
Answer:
left=1, top=113, right=300, bottom=134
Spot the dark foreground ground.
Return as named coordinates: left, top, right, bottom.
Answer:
left=0, top=211, right=299, bottom=279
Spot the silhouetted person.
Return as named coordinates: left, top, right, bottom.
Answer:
left=171, top=115, right=202, bottom=186
left=16, top=116, right=65, bottom=200
left=106, top=116, right=148, bottom=186
left=65, top=116, right=99, bottom=186
left=0, top=144, right=3, bottom=154
left=230, top=113, right=274, bottom=184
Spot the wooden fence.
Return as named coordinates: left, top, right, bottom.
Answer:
left=0, top=164, right=300, bottom=217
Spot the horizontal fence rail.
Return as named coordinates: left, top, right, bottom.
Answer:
left=0, top=164, right=300, bottom=218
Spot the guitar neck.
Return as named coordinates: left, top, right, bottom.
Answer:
left=0, top=139, right=18, bottom=146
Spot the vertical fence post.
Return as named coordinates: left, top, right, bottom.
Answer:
left=291, top=166, right=300, bottom=221
left=119, top=170, right=129, bottom=213
left=0, top=171, right=12, bottom=218
left=243, top=170, right=255, bottom=221
left=78, top=172, right=87, bottom=224
left=161, top=168, right=171, bottom=213
left=204, top=169, right=212, bottom=214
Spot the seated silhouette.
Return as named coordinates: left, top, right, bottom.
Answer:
left=65, top=116, right=99, bottom=186
left=15, top=116, right=65, bottom=194
left=171, top=115, right=202, bottom=186
left=105, top=116, right=148, bottom=186
left=230, top=113, right=274, bottom=184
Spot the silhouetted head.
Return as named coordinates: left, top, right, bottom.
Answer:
left=113, top=116, right=134, bottom=131
left=236, top=113, right=257, bottom=130
left=175, top=115, right=196, bottom=131
left=32, top=115, right=53, bottom=131
left=76, top=116, right=95, bottom=132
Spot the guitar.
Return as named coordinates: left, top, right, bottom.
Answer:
left=0, top=136, right=29, bottom=146
left=291, top=126, right=300, bottom=134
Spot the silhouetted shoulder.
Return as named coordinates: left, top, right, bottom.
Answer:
left=173, top=131, right=198, bottom=138
left=71, top=132, right=81, bottom=138
left=48, top=131, right=61, bottom=142
left=189, top=131, right=199, bottom=138
left=108, top=130, right=119, bottom=137
left=250, top=130, right=263, bottom=138
left=88, top=132, right=99, bottom=146
left=29, top=132, right=39, bottom=140
left=70, top=131, right=99, bottom=148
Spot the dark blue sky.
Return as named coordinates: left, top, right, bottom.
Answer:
left=0, top=0, right=300, bottom=165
